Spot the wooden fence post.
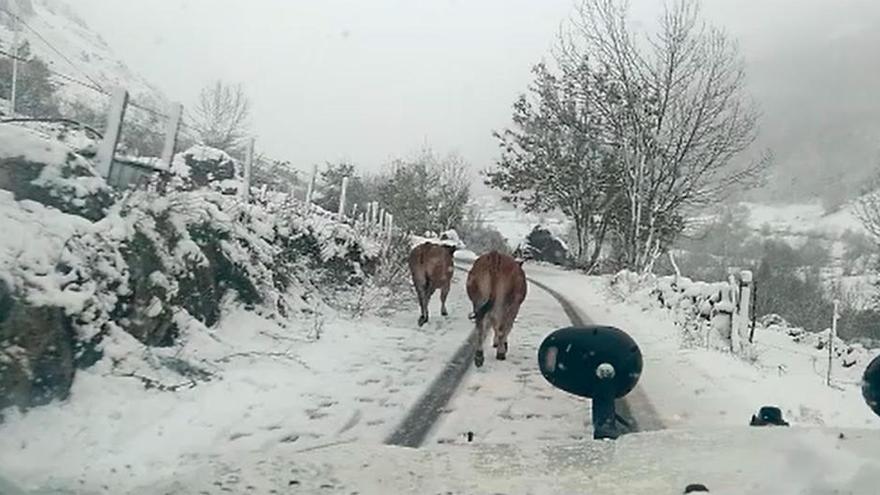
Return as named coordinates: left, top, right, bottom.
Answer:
left=828, top=299, right=839, bottom=386
left=749, top=279, right=758, bottom=343
left=161, top=102, right=183, bottom=168
left=9, top=4, right=19, bottom=116
left=305, top=164, right=317, bottom=206
left=386, top=213, right=394, bottom=247
left=733, top=270, right=753, bottom=354
left=338, top=176, right=349, bottom=217
left=95, top=87, right=129, bottom=180
left=241, top=137, right=255, bottom=200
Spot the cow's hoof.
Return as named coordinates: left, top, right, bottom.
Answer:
left=474, top=351, right=484, bottom=368
left=496, top=351, right=507, bottom=361
left=492, top=342, right=498, bottom=348
left=441, top=309, right=448, bottom=317
left=417, top=316, right=428, bottom=327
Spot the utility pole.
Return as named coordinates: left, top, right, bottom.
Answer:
left=9, top=4, right=19, bottom=116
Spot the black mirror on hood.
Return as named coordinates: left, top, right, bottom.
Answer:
left=863, top=354, right=880, bottom=417
left=538, top=325, right=643, bottom=439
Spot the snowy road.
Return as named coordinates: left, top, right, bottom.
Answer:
left=421, top=261, right=663, bottom=446
left=425, top=268, right=589, bottom=445
left=522, top=264, right=880, bottom=430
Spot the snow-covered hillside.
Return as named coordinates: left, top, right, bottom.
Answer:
left=741, top=201, right=865, bottom=239
left=472, top=191, right=570, bottom=249
left=0, top=0, right=163, bottom=108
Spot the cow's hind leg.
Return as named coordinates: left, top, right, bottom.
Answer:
left=421, top=286, right=436, bottom=327
left=495, top=307, right=518, bottom=361
left=496, top=329, right=508, bottom=361
left=414, top=276, right=430, bottom=327
left=474, top=316, right=488, bottom=368
left=440, top=279, right=450, bottom=317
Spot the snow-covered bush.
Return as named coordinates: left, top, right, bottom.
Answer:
left=0, top=134, right=382, bottom=413
left=169, top=145, right=243, bottom=194
left=516, top=225, right=570, bottom=266
left=0, top=188, right=93, bottom=413
left=459, top=222, right=509, bottom=255
left=0, top=124, right=113, bottom=221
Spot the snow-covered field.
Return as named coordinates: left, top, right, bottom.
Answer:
left=473, top=191, right=570, bottom=249
left=742, top=201, right=865, bottom=238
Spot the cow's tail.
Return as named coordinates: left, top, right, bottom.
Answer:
left=469, top=299, right=494, bottom=325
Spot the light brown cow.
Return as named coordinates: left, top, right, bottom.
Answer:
left=466, top=251, right=527, bottom=367
left=408, top=241, right=457, bottom=327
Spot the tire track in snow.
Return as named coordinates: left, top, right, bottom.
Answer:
left=525, top=276, right=664, bottom=433
left=386, top=262, right=662, bottom=448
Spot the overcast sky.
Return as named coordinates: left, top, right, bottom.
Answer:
left=71, top=0, right=880, bottom=199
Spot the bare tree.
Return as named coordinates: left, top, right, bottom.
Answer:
left=190, top=81, right=251, bottom=154
left=487, top=61, right=620, bottom=270
left=379, top=149, right=471, bottom=234
left=856, top=189, right=880, bottom=243
left=559, top=0, right=769, bottom=271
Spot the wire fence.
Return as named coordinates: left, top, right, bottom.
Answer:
left=0, top=6, right=404, bottom=252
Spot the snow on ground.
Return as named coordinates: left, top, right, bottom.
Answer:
left=427, top=270, right=587, bottom=445
left=0, top=274, right=476, bottom=493
left=524, top=264, right=880, bottom=431
left=124, top=427, right=880, bottom=495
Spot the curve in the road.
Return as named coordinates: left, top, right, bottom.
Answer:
left=525, top=276, right=664, bottom=433
left=385, top=263, right=662, bottom=448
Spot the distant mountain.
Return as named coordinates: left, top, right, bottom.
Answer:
left=0, top=0, right=164, bottom=111
left=742, top=7, right=880, bottom=204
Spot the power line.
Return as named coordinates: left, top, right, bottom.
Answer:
left=0, top=49, right=180, bottom=124
left=0, top=48, right=108, bottom=95
left=0, top=43, right=194, bottom=135
left=0, top=48, right=107, bottom=94
left=0, top=6, right=107, bottom=92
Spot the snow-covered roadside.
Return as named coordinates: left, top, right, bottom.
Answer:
left=0, top=277, right=475, bottom=493
left=427, top=277, right=586, bottom=445
left=524, top=264, right=880, bottom=431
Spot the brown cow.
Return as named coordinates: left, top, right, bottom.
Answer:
left=466, top=251, right=527, bottom=367
left=408, top=241, right=457, bottom=327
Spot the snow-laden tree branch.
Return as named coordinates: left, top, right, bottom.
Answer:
left=488, top=0, right=769, bottom=273
left=190, top=80, right=251, bottom=155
